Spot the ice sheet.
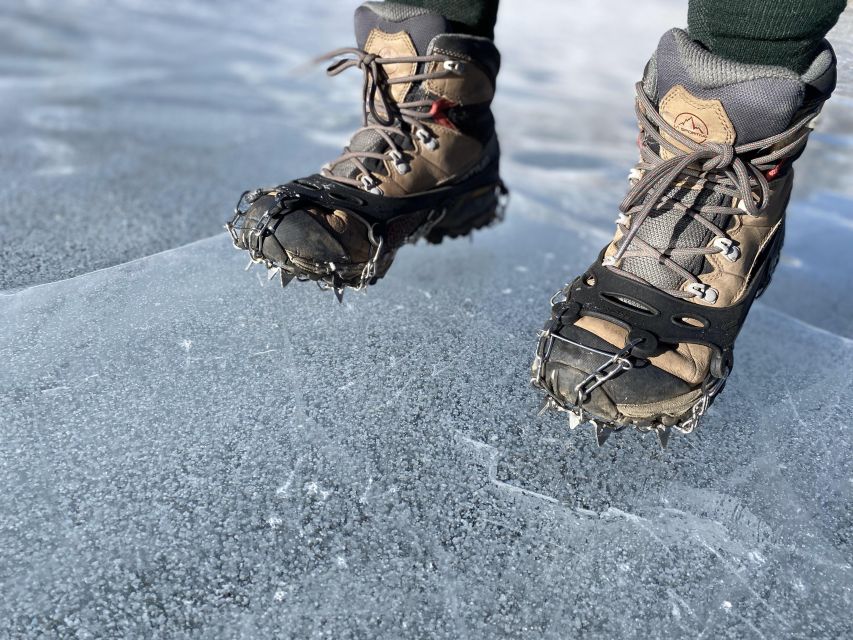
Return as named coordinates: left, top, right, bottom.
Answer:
left=1, top=0, right=852, bottom=638
left=2, top=219, right=851, bottom=639
left=0, top=0, right=350, bottom=290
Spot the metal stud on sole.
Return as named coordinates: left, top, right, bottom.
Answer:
left=655, top=425, right=671, bottom=450
left=593, top=421, right=611, bottom=447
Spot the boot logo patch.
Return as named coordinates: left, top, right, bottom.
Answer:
left=377, top=45, right=398, bottom=59
left=674, top=112, right=709, bottom=143
left=658, top=85, right=736, bottom=158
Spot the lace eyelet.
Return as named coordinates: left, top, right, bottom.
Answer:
left=443, top=60, right=466, bottom=74
left=360, top=175, right=383, bottom=195
left=389, top=151, right=411, bottom=175
left=415, top=128, right=438, bottom=151
left=686, top=282, right=718, bottom=304
left=713, top=237, right=741, bottom=262
left=736, top=198, right=762, bottom=216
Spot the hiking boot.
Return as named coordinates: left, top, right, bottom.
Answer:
left=227, top=1, right=506, bottom=299
left=532, top=29, right=837, bottom=447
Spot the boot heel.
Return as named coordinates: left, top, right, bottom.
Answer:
left=425, top=182, right=505, bottom=244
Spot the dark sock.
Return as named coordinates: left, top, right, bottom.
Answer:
left=388, top=0, right=499, bottom=39
left=688, top=0, right=846, bottom=74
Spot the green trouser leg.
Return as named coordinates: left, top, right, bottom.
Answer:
left=688, top=0, right=847, bottom=73
left=389, top=0, right=500, bottom=39
left=389, top=1, right=846, bottom=69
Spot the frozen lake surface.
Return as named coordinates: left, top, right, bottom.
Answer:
left=2, top=1, right=852, bottom=638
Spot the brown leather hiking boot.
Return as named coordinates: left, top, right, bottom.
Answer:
left=228, top=2, right=506, bottom=300
left=532, top=29, right=837, bottom=447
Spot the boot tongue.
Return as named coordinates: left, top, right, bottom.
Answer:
left=352, top=2, right=448, bottom=105
left=330, top=2, right=450, bottom=182
left=649, top=29, right=806, bottom=146
left=355, top=2, right=449, bottom=55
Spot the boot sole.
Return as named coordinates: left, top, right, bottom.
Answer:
left=426, top=182, right=506, bottom=244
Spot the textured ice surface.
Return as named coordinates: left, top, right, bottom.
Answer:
left=2, top=1, right=853, bottom=638
left=0, top=0, right=347, bottom=291
left=3, top=228, right=852, bottom=639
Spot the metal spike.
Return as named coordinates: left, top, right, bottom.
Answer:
left=267, top=266, right=280, bottom=281
left=245, top=259, right=255, bottom=271
left=279, top=271, right=294, bottom=288
left=568, top=411, right=582, bottom=430
left=594, top=421, right=611, bottom=447
left=655, top=425, right=671, bottom=450
left=334, top=287, right=345, bottom=304
left=537, top=397, right=552, bottom=417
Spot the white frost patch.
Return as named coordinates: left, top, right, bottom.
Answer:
left=180, top=339, right=193, bottom=352
left=359, top=478, right=373, bottom=504
left=747, top=550, right=766, bottom=565
left=304, top=481, right=331, bottom=500
left=41, top=385, right=70, bottom=394
left=273, top=590, right=286, bottom=602
left=267, top=516, right=283, bottom=529
left=603, top=507, right=646, bottom=523
left=722, top=601, right=732, bottom=611
left=37, top=165, right=75, bottom=176
left=31, top=137, right=77, bottom=176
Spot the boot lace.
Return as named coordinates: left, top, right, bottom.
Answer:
left=607, top=81, right=820, bottom=302
left=314, top=47, right=460, bottom=194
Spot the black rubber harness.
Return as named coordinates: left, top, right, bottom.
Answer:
left=545, top=224, right=785, bottom=381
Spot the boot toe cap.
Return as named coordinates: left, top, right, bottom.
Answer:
left=540, top=323, right=696, bottom=423
left=236, top=195, right=349, bottom=265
